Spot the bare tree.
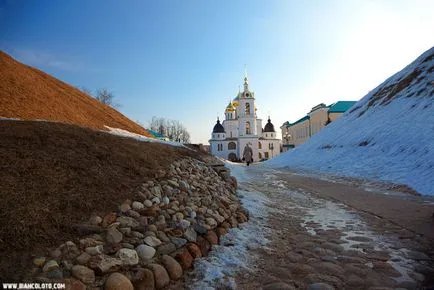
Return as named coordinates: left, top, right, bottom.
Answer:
left=148, top=116, right=191, bottom=143
left=149, top=116, right=167, bottom=136
left=95, top=88, right=121, bottom=108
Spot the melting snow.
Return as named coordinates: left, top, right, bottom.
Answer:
left=188, top=162, right=270, bottom=289
left=300, top=198, right=416, bottom=283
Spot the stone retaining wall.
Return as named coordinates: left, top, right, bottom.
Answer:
left=28, top=156, right=248, bottom=289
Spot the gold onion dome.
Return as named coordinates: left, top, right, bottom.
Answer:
left=225, top=101, right=236, bottom=112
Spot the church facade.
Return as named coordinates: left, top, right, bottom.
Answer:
left=209, top=74, right=281, bottom=162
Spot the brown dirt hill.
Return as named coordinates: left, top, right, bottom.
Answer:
left=0, top=50, right=151, bottom=136
left=0, top=120, right=207, bottom=282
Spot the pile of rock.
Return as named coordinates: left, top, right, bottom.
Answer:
left=29, top=157, right=248, bottom=289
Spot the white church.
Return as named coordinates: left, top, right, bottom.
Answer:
left=209, top=73, right=281, bottom=162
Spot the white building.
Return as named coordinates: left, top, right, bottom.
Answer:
left=209, top=73, right=281, bottom=162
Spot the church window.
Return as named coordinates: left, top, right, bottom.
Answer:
left=218, top=144, right=224, bottom=151
left=259, top=152, right=262, bottom=159
left=228, top=142, right=236, bottom=150
left=245, top=103, right=250, bottom=115
left=246, top=121, right=251, bottom=134
left=258, top=142, right=262, bottom=149
left=217, top=134, right=220, bottom=138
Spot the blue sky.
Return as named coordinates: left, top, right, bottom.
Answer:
left=1, top=0, right=433, bottom=143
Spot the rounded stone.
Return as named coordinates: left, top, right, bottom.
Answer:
left=85, top=245, right=104, bottom=255
left=144, top=236, right=162, bottom=247
left=156, top=242, right=177, bottom=256
left=186, top=242, right=202, bottom=259
left=156, top=231, right=170, bottom=242
left=71, top=265, right=95, bottom=284
left=147, top=263, right=170, bottom=289
left=179, top=219, right=191, bottom=229
left=161, top=255, right=183, bottom=280
left=205, top=230, right=219, bottom=245
left=105, top=272, right=133, bottom=290
left=197, top=236, right=211, bottom=256
left=175, top=248, right=193, bottom=270
left=148, top=224, right=157, bottom=232
left=133, top=268, right=154, bottom=290
left=117, top=248, right=139, bottom=266
left=170, top=237, right=187, bottom=248
left=89, top=216, right=102, bottom=226
left=162, top=196, right=170, bottom=205
left=183, top=227, right=197, bottom=242
left=102, top=212, right=117, bottom=227
left=106, top=227, right=123, bottom=244
left=75, top=252, right=91, bottom=265
left=136, top=244, right=156, bottom=260
left=120, top=203, right=131, bottom=213
left=42, top=260, right=59, bottom=273
left=132, top=201, right=145, bottom=210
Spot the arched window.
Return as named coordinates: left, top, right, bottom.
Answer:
left=246, top=121, right=251, bottom=135
left=259, top=152, right=262, bottom=159
left=245, top=103, right=250, bottom=115
left=258, top=142, right=262, bottom=149
left=228, top=142, right=236, bottom=150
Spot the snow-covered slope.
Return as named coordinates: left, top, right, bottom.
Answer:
left=266, top=47, right=434, bottom=196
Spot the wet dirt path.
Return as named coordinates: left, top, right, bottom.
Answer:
left=234, top=167, right=434, bottom=290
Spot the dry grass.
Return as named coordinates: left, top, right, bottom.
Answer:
left=0, top=51, right=151, bottom=136
left=0, top=120, right=204, bottom=281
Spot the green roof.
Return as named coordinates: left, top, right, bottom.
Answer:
left=287, top=115, right=310, bottom=127
left=283, top=101, right=357, bottom=128
left=328, top=101, right=357, bottom=113
left=147, top=129, right=164, bottom=138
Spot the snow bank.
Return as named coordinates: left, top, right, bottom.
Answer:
left=188, top=162, right=270, bottom=289
left=265, top=47, right=434, bottom=196
left=104, top=126, right=186, bottom=148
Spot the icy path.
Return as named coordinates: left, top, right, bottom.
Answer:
left=180, top=164, right=434, bottom=289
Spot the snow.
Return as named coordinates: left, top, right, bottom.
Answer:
left=265, top=47, right=434, bottom=196
left=104, top=126, right=186, bottom=148
left=0, top=116, right=20, bottom=120
left=188, top=162, right=270, bottom=289
left=300, top=198, right=416, bottom=283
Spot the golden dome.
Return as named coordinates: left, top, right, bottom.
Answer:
left=225, top=101, right=236, bottom=112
